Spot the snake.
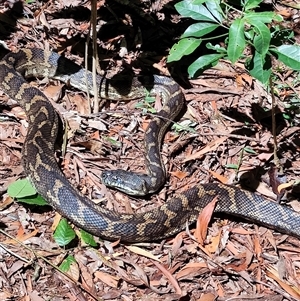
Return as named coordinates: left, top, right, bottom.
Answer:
left=0, top=48, right=300, bottom=243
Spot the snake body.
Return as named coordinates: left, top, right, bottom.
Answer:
left=1, top=48, right=300, bottom=242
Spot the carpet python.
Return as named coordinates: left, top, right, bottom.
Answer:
left=0, top=48, right=300, bottom=242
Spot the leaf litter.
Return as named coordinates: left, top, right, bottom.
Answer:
left=0, top=1, right=300, bottom=300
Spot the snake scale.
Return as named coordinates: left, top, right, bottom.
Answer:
left=1, top=48, right=300, bottom=242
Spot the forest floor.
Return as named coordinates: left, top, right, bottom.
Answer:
left=0, top=1, right=300, bottom=300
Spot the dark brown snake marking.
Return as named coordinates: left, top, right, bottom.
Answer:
left=1, top=48, right=300, bottom=243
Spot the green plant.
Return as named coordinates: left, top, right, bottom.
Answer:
left=7, top=178, right=98, bottom=247
left=168, top=0, right=300, bottom=84
left=135, top=92, right=157, bottom=114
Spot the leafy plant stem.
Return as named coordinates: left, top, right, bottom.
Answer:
left=169, top=0, right=299, bottom=83
left=269, top=76, right=281, bottom=171
left=235, top=147, right=244, bottom=179
left=222, top=3, right=242, bottom=15
left=201, top=32, right=228, bottom=41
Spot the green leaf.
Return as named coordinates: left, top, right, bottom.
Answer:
left=243, top=147, right=257, bottom=154
left=247, top=52, right=272, bottom=84
left=282, top=113, right=292, bottom=120
left=172, top=119, right=197, bottom=133
left=53, top=219, right=76, bottom=246
left=225, top=164, right=239, bottom=169
left=59, top=255, right=76, bottom=272
left=188, top=53, right=224, bottom=77
left=8, top=178, right=48, bottom=205
left=80, top=230, right=98, bottom=247
left=181, top=22, right=219, bottom=38
left=206, top=42, right=227, bottom=53
left=250, top=21, right=271, bottom=55
left=205, top=0, right=224, bottom=23
left=8, top=178, right=36, bottom=198
left=244, top=12, right=283, bottom=23
left=168, top=38, right=202, bottom=62
left=191, top=0, right=207, bottom=4
left=175, top=1, right=218, bottom=22
left=17, top=195, right=48, bottom=206
left=270, top=45, right=300, bottom=70
left=103, top=136, right=121, bottom=147
left=244, top=28, right=254, bottom=40
left=227, top=18, right=246, bottom=63
left=244, top=0, right=263, bottom=11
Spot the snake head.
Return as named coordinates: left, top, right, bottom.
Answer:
left=101, top=170, right=150, bottom=196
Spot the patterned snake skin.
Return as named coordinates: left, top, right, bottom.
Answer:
left=0, top=48, right=300, bottom=242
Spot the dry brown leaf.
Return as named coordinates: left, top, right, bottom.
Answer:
left=169, top=170, right=189, bottom=180
left=94, top=271, right=119, bottom=288
left=64, top=112, right=82, bottom=137
left=37, top=10, right=50, bottom=30
left=205, top=231, right=221, bottom=253
left=7, top=260, right=25, bottom=278
left=197, top=292, right=216, bottom=301
left=0, top=292, right=13, bottom=300
left=4, top=225, right=38, bottom=244
left=265, top=229, right=277, bottom=252
left=121, top=258, right=149, bottom=287
left=235, top=74, right=244, bottom=87
left=78, top=140, right=103, bottom=155
left=110, top=238, right=121, bottom=248
left=74, top=253, right=94, bottom=290
left=18, top=228, right=39, bottom=242
left=277, top=181, right=294, bottom=192
left=183, top=136, right=227, bottom=162
left=195, top=196, right=218, bottom=245
left=28, top=290, right=45, bottom=301
left=277, top=256, right=287, bottom=280
left=142, top=119, right=150, bottom=131
left=266, top=266, right=300, bottom=298
left=87, top=119, right=107, bottom=131
left=11, top=106, right=26, bottom=119
left=277, top=9, right=292, bottom=17
left=187, top=103, right=198, bottom=118
left=66, top=260, right=80, bottom=282
left=257, top=152, right=273, bottom=161
left=78, top=22, right=90, bottom=32
left=230, top=227, right=254, bottom=235
left=51, top=212, right=62, bottom=232
left=226, top=240, right=240, bottom=256
left=211, top=100, right=218, bottom=113
left=208, top=170, right=228, bottom=184
left=69, top=94, right=90, bottom=115
left=0, top=195, right=14, bottom=210
left=126, top=246, right=161, bottom=262
left=176, top=262, right=208, bottom=280
left=43, top=84, right=63, bottom=101
left=226, top=256, right=248, bottom=272
left=90, top=130, right=100, bottom=140
left=254, top=181, right=277, bottom=199
left=216, top=281, right=225, bottom=297
left=253, top=232, right=262, bottom=257
left=60, top=0, right=83, bottom=7
left=240, top=73, right=253, bottom=86
left=171, top=232, right=184, bottom=256
left=245, top=249, right=254, bottom=266
left=289, top=200, right=300, bottom=212
left=152, top=260, right=182, bottom=295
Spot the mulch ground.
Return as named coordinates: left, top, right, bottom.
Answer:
left=0, top=1, right=300, bottom=300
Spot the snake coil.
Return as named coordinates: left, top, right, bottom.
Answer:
left=0, top=48, right=299, bottom=242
